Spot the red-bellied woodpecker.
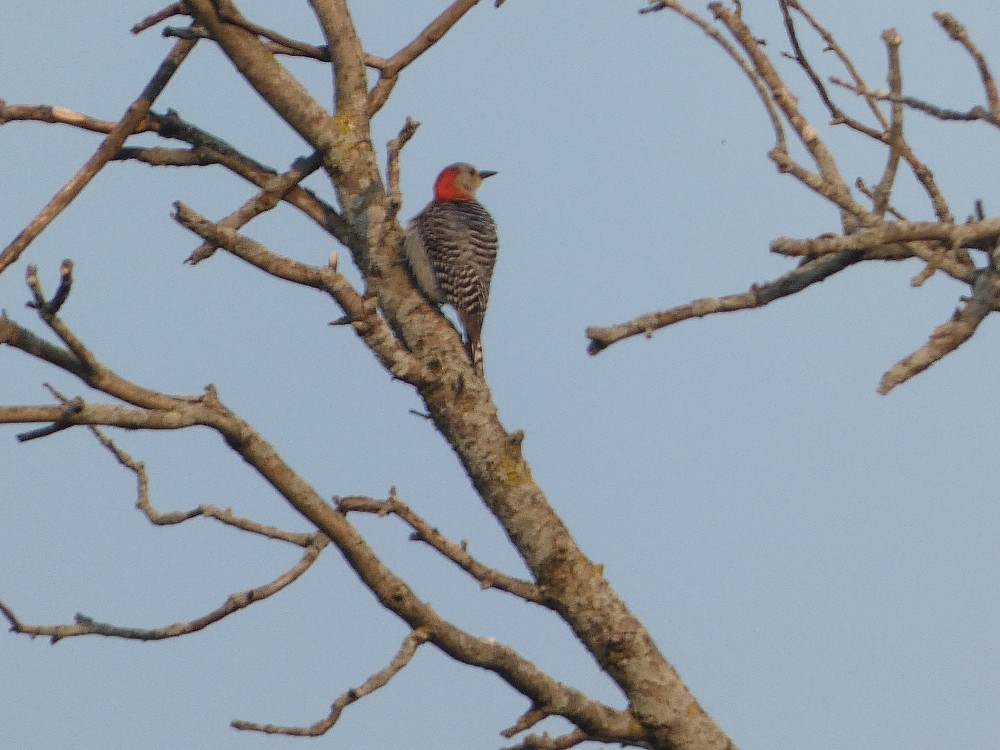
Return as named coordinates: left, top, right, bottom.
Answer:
left=404, top=163, right=498, bottom=374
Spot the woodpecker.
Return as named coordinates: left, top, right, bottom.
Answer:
left=404, top=163, right=499, bottom=374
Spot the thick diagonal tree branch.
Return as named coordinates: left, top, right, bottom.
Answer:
left=173, top=3, right=737, bottom=748
left=5, top=3, right=742, bottom=747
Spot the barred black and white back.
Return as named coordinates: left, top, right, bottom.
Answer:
left=404, top=164, right=499, bottom=375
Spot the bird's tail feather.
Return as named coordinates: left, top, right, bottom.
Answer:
left=469, top=340, right=484, bottom=377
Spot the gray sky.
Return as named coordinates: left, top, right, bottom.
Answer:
left=2, top=1, right=998, bottom=748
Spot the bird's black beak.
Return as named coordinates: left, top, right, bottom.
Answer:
left=479, top=170, right=498, bottom=179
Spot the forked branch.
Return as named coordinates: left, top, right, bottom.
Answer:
left=597, top=2, right=997, bottom=394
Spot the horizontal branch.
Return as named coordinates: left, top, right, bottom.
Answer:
left=2, top=102, right=352, bottom=247
left=0, top=535, right=328, bottom=643
left=771, top=218, right=1000, bottom=266
left=0, top=402, right=199, bottom=431
left=587, top=250, right=864, bottom=354
left=831, top=77, right=998, bottom=127
left=0, top=100, right=136, bottom=134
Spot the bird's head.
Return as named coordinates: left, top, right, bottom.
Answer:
left=433, top=163, right=497, bottom=201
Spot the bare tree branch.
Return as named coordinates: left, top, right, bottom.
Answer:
left=0, top=401, right=198, bottom=431
left=1, top=102, right=350, bottom=246
left=131, top=3, right=185, bottom=35
left=932, top=11, right=1000, bottom=120
left=186, top=151, right=324, bottom=264
left=0, top=313, right=89, bottom=378
left=708, top=2, right=864, bottom=223
left=77, top=402, right=316, bottom=545
left=779, top=0, right=889, bottom=137
left=366, top=0, right=484, bottom=115
left=171, top=203, right=429, bottom=384
left=233, top=629, right=430, bottom=736
left=872, top=29, right=904, bottom=219
left=0, top=536, right=328, bottom=644
left=4, top=319, right=638, bottom=741
left=880, top=268, right=999, bottom=394
left=587, top=251, right=865, bottom=354
left=827, top=15, right=1000, bottom=130
left=770, top=218, right=1000, bottom=262
left=503, top=728, right=594, bottom=750
left=184, top=0, right=335, bottom=151
left=216, top=8, right=329, bottom=60
left=337, top=490, right=543, bottom=604
left=0, top=35, right=198, bottom=275
left=385, top=117, right=420, bottom=223
left=12, top=262, right=201, bottom=410
left=0, top=100, right=141, bottom=135
left=501, top=708, right=562, bottom=740
left=645, top=1, right=786, bottom=154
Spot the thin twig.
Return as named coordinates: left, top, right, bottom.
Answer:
left=0, top=535, right=328, bottom=644
left=132, top=2, right=186, bottom=34
left=933, top=12, right=1000, bottom=120
left=649, top=1, right=786, bottom=152
left=337, top=490, right=543, bottom=604
left=0, top=35, right=198, bottom=276
left=233, top=629, right=430, bottom=735
left=385, top=117, right=420, bottom=223
left=366, top=0, right=483, bottom=115
left=501, top=708, right=548, bottom=739
left=15, top=396, right=83, bottom=442
left=72, top=403, right=316, bottom=544
left=871, top=29, right=903, bottom=219
left=880, top=269, right=999, bottom=394
left=831, top=77, right=997, bottom=126
left=25, top=259, right=74, bottom=317
left=216, top=10, right=328, bottom=59
left=781, top=0, right=889, bottom=134
left=502, top=728, right=593, bottom=750
left=186, top=152, right=324, bottom=264
left=709, top=2, right=863, bottom=221
left=855, top=178, right=907, bottom=221
left=0, top=100, right=140, bottom=135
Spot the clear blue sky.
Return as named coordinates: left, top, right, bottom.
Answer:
left=2, top=1, right=998, bottom=748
